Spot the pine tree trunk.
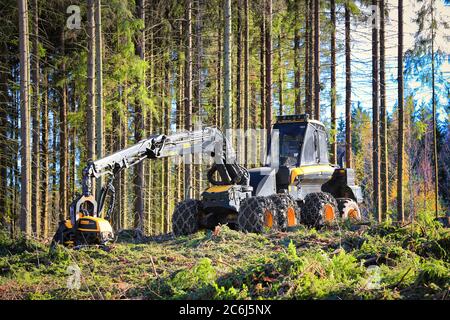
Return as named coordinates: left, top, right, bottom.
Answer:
left=41, top=61, right=49, bottom=238
left=307, top=0, right=314, bottom=116
left=264, top=0, right=272, bottom=132
left=304, top=0, right=310, bottom=114
left=397, top=0, right=404, bottom=222
left=51, top=112, right=58, bottom=231
left=134, top=0, right=145, bottom=237
left=236, top=0, right=242, bottom=129
left=294, top=16, right=301, bottom=114
left=330, top=0, right=337, bottom=164
left=313, top=0, right=320, bottom=120
left=243, top=0, right=249, bottom=165
left=18, top=0, right=32, bottom=235
left=345, top=2, right=352, bottom=169
left=260, top=12, right=265, bottom=130
left=164, top=63, right=171, bottom=233
left=176, top=21, right=183, bottom=205
left=59, top=30, right=68, bottom=220
left=216, top=23, right=222, bottom=128
left=184, top=0, right=193, bottom=198
left=120, top=88, right=128, bottom=229
left=146, top=23, right=155, bottom=234
left=372, top=0, right=381, bottom=223
left=112, top=106, right=121, bottom=230
left=380, top=0, right=388, bottom=217
left=223, top=0, right=232, bottom=130
left=0, top=43, right=10, bottom=228
left=278, top=34, right=283, bottom=116
left=160, top=63, right=165, bottom=233
left=31, top=0, right=40, bottom=236
left=87, top=0, right=96, bottom=196
left=194, top=0, right=203, bottom=200
left=430, top=0, right=438, bottom=219
left=95, top=0, right=104, bottom=190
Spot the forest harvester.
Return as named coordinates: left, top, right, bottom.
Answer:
left=53, top=114, right=363, bottom=247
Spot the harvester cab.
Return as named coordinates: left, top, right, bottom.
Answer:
left=235, top=114, right=363, bottom=232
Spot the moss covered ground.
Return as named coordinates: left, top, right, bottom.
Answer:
left=0, top=217, right=449, bottom=300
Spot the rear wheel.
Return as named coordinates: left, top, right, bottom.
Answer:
left=238, top=197, right=276, bottom=233
left=270, top=194, right=300, bottom=231
left=301, top=192, right=338, bottom=228
left=337, top=198, right=362, bottom=221
left=172, top=199, right=202, bottom=236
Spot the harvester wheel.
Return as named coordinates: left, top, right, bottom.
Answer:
left=238, top=197, right=277, bottom=233
left=172, top=199, right=202, bottom=236
left=270, top=194, right=300, bottom=231
left=337, top=198, right=362, bottom=221
left=300, top=192, right=338, bottom=228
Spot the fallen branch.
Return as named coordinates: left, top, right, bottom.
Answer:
left=149, top=255, right=158, bottom=278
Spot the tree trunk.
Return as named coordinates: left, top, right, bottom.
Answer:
left=95, top=0, right=104, bottom=190
left=265, top=0, right=272, bottom=132
left=59, top=30, right=68, bottom=220
left=372, top=0, right=381, bottom=223
left=51, top=113, right=58, bottom=231
left=18, top=0, right=32, bottom=235
left=236, top=0, right=242, bottom=129
left=41, top=60, right=49, bottom=238
left=304, top=0, right=310, bottom=114
left=330, top=0, right=337, bottom=164
left=0, top=44, right=10, bottom=229
left=146, top=21, right=155, bottom=234
left=176, top=21, right=183, bottom=205
left=87, top=0, right=96, bottom=195
left=194, top=0, right=203, bottom=199
left=278, top=34, right=283, bottom=116
left=397, top=0, right=404, bottom=222
left=160, top=63, right=165, bottom=234
left=120, top=93, right=128, bottom=229
left=216, top=22, right=222, bottom=128
left=164, top=64, right=171, bottom=233
left=307, top=0, right=314, bottom=116
left=112, top=105, right=121, bottom=230
left=380, top=0, right=388, bottom=217
left=134, top=0, right=145, bottom=237
left=294, top=16, right=301, bottom=114
left=313, top=0, right=320, bottom=120
left=244, top=0, right=249, bottom=165
left=223, top=0, right=232, bottom=130
left=430, top=0, right=438, bottom=218
left=345, top=2, right=352, bottom=169
left=260, top=12, right=265, bottom=130
left=184, top=0, right=193, bottom=198
left=31, top=0, right=40, bottom=236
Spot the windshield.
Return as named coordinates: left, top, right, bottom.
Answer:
left=272, top=122, right=307, bottom=167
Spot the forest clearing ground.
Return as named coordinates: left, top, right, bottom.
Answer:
left=0, top=218, right=449, bottom=300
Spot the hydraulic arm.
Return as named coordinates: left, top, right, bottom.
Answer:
left=75, top=127, right=249, bottom=222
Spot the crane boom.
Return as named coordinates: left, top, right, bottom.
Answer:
left=77, top=127, right=249, bottom=221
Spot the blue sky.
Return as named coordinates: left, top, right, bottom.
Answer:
left=328, top=0, right=449, bottom=124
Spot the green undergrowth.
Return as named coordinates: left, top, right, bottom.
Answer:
left=0, top=218, right=448, bottom=300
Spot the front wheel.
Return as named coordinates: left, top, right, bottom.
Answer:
left=172, top=199, right=202, bottom=236
left=270, top=194, right=300, bottom=231
left=238, top=197, right=277, bottom=233
left=300, top=192, right=338, bottom=228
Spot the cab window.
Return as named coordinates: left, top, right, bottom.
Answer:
left=301, top=128, right=317, bottom=165
left=318, top=130, right=329, bottom=164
